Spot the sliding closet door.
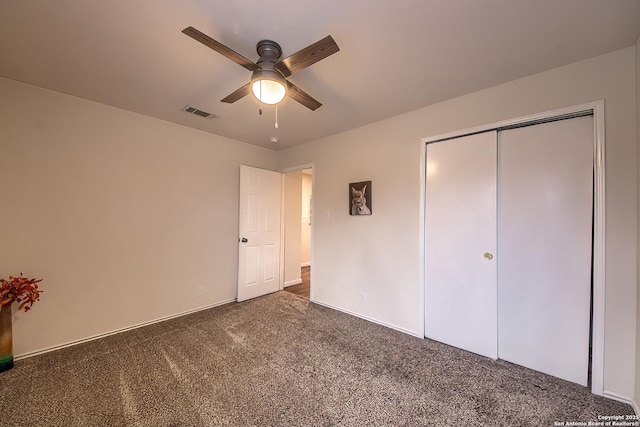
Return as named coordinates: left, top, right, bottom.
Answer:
left=425, top=132, right=498, bottom=359
left=497, top=116, right=593, bottom=386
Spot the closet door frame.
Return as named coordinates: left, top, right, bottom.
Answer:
left=418, top=100, right=605, bottom=396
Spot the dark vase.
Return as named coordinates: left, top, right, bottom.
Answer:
left=0, top=304, right=13, bottom=372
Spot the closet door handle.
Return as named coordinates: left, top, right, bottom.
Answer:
left=484, top=252, right=493, bottom=260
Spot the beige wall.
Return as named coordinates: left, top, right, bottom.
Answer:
left=279, top=47, right=637, bottom=400
left=283, top=171, right=302, bottom=286
left=0, top=76, right=277, bottom=356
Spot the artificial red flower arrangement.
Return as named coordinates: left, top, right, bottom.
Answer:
left=0, top=274, right=43, bottom=312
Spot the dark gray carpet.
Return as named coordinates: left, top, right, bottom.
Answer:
left=0, top=291, right=633, bottom=426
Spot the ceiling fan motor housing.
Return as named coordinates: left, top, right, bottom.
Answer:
left=255, top=40, right=285, bottom=76
left=256, top=40, right=282, bottom=63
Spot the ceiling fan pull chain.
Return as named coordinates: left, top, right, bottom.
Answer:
left=275, top=105, right=279, bottom=129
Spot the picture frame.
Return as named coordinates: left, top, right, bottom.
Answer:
left=349, top=181, right=372, bottom=215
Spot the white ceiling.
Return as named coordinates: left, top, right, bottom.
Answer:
left=1, top=1, right=639, bottom=150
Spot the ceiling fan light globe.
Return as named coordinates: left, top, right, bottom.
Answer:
left=251, top=69, right=287, bottom=104
left=251, top=79, right=286, bottom=104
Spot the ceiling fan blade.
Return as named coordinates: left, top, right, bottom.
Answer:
left=221, top=83, right=252, bottom=103
left=275, top=35, right=339, bottom=77
left=286, top=81, right=322, bottom=111
left=182, top=26, right=258, bottom=72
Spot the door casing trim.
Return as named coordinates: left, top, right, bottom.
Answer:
left=280, top=163, right=315, bottom=300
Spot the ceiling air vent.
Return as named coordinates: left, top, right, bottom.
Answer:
left=182, top=105, right=220, bottom=120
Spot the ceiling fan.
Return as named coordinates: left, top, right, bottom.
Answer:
left=182, top=26, right=340, bottom=111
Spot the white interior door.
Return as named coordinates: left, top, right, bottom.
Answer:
left=425, top=131, right=498, bottom=359
left=237, top=165, right=282, bottom=302
left=498, top=116, right=593, bottom=386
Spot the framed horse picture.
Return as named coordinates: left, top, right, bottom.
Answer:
left=349, top=181, right=372, bottom=215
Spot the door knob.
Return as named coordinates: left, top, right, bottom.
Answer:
left=240, top=238, right=248, bottom=243
left=484, top=252, right=493, bottom=260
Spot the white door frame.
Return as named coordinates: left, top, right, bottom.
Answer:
left=419, top=100, right=606, bottom=396
left=280, top=163, right=315, bottom=300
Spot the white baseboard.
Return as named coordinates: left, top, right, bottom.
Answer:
left=311, top=299, right=422, bottom=339
left=301, top=262, right=311, bottom=267
left=602, top=390, right=636, bottom=409
left=15, top=298, right=236, bottom=360
left=632, top=398, right=639, bottom=415
left=284, top=278, right=302, bottom=288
